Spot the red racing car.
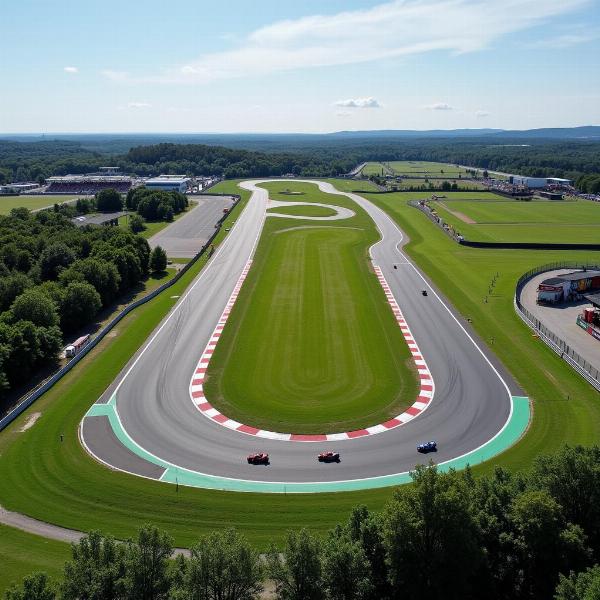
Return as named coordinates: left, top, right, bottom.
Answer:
left=318, top=451, right=340, bottom=463
left=247, top=452, right=269, bottom=465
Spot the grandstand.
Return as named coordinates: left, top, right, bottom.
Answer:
left=45, top=168, right=132, bottom=194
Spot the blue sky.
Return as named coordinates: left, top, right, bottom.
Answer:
left=1, top=0, right=599, bottom=133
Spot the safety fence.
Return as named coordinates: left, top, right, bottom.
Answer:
left=514, top=262, right=600, bottom=392
left=0, top=195, right=241, bottom=432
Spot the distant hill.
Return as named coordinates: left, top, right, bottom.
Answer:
left=327, top=126, right=600, bottom=140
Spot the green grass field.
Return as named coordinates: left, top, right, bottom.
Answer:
left=267, top=203, right=337, bottom=217
left=393, top=178, right=485, bottom=190
left=205, top=181, right=417, bottom=433
left=0, top=195, right=81, bottom=214
left=387, top=161, right=469, bottom=176
left=322, top=178, right=380, bottom=193
left=360, top=162, right=388, bottom=176
left=0, top=525, right=70, bottom=592
left=430, top=196, right=600, bottom=243
left=1, top=180, right=600, bottom=590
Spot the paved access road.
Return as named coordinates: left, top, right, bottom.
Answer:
left=149, top=195, right=235, bottom=258
left=81, top=181, right=521, bottom=490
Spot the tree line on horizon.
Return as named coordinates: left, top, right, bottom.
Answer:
left=6, top=444, right=600, bottom=600
left=1, top=139, right=600, bottom=187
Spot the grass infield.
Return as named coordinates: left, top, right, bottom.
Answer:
left=0, top=195, right=82, bottom=214
left=429, top=195, right=600, bottom=243
left=205, top=181, right=418, bottom=433
left=0, top=181, right=599, bottom=578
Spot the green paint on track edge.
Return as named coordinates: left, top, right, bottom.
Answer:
left=83, top=396, right=530, bottom=493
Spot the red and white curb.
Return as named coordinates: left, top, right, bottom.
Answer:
left=189, top=262, right=435, bottom=442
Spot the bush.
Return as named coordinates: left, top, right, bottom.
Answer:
left=149, top=246, right=167, bottom=273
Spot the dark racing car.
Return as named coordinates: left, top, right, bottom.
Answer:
left=417, top=441, right=437, bottom=453
left=247, top=452, right=269, bottom=465
left=318, top=451, right=340, bottom=463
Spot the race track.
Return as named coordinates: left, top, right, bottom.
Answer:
left=81, top=180, right=526, bottom=492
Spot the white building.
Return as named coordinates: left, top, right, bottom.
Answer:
left=145, top=175, right=190, bottom=193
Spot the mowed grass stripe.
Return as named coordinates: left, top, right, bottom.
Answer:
left=205, top=182, right=418, bottom=433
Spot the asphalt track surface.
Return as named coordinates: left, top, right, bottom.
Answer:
left=81, top=180, right=521, bottom=488
left=149, top=195, right=235, bottom=258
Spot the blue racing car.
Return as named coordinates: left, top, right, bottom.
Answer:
left=417, top=440, right=437, bottom=453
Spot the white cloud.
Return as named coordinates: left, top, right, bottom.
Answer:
left=526, top=30, right=598, bottom=48
left=104, top=0, right=589, bottom=84
left=426, top=102, right=453, bottom=111
left=336, top=111, right=352, bottom=117
left=63, top=66, right=78, bottom=73
left=127, top=102, right=152, bottom=109
left=334, top=97, right=381, bottom=108
left=476, top=110, right=491, bottom=117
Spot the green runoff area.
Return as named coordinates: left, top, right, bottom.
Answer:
left=205, top=181, right=418, bottom=434
left=0, top=195, right=81, bottom=214
left=428, top=194, right=600, bottom=243
left=1, top=178, right=600, bottom=589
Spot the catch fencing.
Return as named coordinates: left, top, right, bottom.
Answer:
left=514, top=261, right=600, bottom=392
left=0, top=194, right=241, bottom=432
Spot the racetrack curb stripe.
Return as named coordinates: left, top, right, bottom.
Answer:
left=187, top=261, right=436, bottom=441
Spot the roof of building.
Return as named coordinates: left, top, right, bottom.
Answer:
left=584, top=293, right=600, bottom=307
left=557, top=270, right=600, bottom=281
left=146, top=177, right=189, bottom=185
left=540, top=277, right=567, bottom=286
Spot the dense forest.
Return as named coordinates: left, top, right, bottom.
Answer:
left=0, top=208, right=150, bottom=397
left=6, top=444, right=600, bottom=600
left=1, top=137, right=600, bottom=186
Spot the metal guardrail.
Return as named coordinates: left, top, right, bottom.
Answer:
left=514, top=262, right=600, bottom=392
left=0, top=195, right=241, bottom=432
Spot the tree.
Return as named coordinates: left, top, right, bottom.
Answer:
left=510, top=489, right=590, bottom=599
left=0, top=273, right=32, bottom=312
left=177, top=528, right=263, bottom=600
left=129, top=214, right=146, bottom=233
left=383, top=465, right=482, bottom=599
left=60, top=282, right=102, bottom=331
left=268, top=529, right=323, bottom=600
left=321, top=529, right=372, bottom=600
left=40, top=242, right=77, bottom=281
left=61, top=531, right=126, bottom=600
left=60, top=258, right=121, bottom=307
left=344, top=506, right=390, bottom=600
left=529, top=445, right=600, bottom=555
left=149, top=247, right=167, bottom=273
left=10, top=288, right=59, bottom=328
left=96, top=189, right=123, bottom=212
left=121, top=525, right=173, bottom=600
left=4, top=572, right=56, bottom=600
left=555, top=565, right=600, bottom=600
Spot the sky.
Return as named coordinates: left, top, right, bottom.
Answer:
left=1, top=0, right=600, bottom=133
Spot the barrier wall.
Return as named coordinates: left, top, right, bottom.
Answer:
left=0, top=195, right=241, bottom=432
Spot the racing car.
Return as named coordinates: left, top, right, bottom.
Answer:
left=318, top=451, right=340, bottom=463
left=422, top=290, right=428, bottom=296
left=247, top=452, right=269, bottom=465
left=417, top=441, right=437, bottom=453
